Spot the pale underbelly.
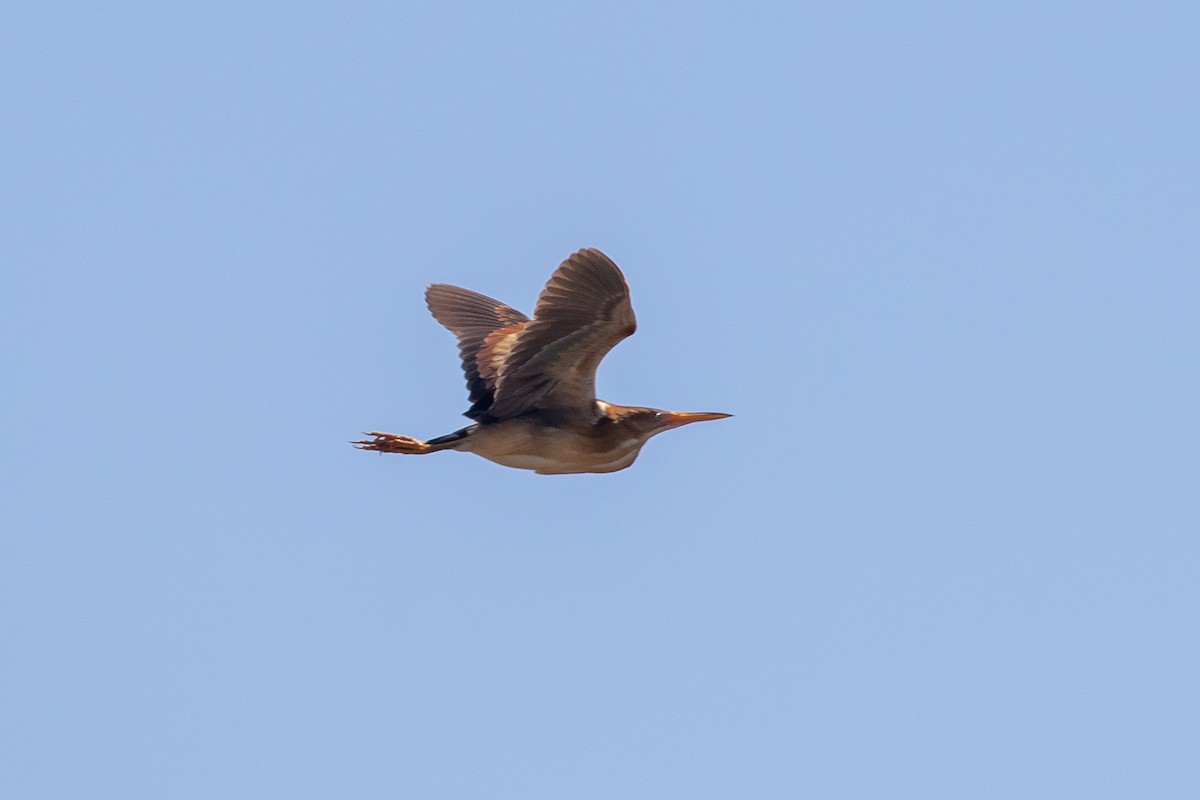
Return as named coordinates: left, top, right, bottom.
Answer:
left=485, top=449, right=640, bottom=475
left=462, top=423, right=643, bottom=475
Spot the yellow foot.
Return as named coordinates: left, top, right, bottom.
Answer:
left=351, top=431, right=431, bottom=454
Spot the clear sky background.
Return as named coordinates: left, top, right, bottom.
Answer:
left=2, top=3, right=1197, bottom=798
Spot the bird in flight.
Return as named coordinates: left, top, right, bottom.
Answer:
left=353, top=247, right=730, bottom=474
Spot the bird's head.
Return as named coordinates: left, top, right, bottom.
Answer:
left=615, top=406, right=732, bottom=440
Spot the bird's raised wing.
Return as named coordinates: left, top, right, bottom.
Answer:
left=486, top=248, right=636, bottom=420
left=425, top=284, right=529, bottom=420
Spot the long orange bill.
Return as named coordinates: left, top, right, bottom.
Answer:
left=662, top=411, right=733, bottom=427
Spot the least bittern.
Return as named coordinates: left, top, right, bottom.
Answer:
left=354, top=248, right=730, bottom=474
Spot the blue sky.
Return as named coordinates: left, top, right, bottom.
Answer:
left=2, top=2, right=1197, bottom=797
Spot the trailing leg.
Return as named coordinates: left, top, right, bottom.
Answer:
left=352, top=426, right=474, bottom=455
